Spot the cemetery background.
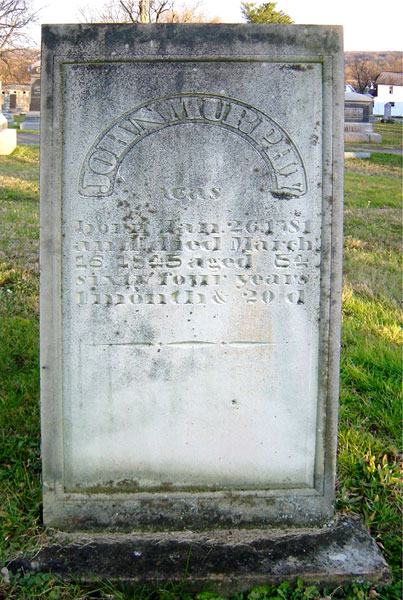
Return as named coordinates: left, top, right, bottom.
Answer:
left=0, top=118, right=401, bottom=599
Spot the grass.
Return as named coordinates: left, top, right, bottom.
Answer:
left=6, top=114, right=25, bottom=129
left=373, top=122, right=403, bottom=148
left=338, top=140, right=402, bottom=595
left=0, top=124, right=402, bottom=598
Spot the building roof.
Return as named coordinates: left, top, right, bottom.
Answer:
left=1, top=83, right=30, bottom=90
left=376, top=72, right=403, bottom=86
left=345, top=91, right=374, bottom=103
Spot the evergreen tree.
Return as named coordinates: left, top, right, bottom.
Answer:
left=241, top=2, right=294, bottom=23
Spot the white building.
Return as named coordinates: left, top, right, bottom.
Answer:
left=373, top=72, right=403, bottom=118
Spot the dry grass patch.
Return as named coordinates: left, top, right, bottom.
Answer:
left=345, top=158, right=401, bottom=177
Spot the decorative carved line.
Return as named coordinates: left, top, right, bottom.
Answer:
left=86, top=341, right=292, bottom=348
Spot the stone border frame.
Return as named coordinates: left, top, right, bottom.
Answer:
left=40, top=24, right=344, bottom=530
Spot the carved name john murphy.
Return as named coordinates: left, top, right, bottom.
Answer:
left=78, top=94, right=308, bottom=198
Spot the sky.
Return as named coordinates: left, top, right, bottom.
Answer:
left=30, top=0, right=403, bottom=52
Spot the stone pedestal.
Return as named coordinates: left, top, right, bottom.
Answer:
left=7, top=516, right=391, bottom=593
left=20, top=110, right=40, bottom=131
left=0, top=113, right=16, bottom=155
left=344, top=122, right=382, bottom=143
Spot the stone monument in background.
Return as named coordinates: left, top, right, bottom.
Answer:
left=344, top=91, right=382, bottom=143
left=0, top=81, right=17, bottom=155
left=10, top=24, right=390, bottom=592
left=383, top=102, right=392, bottom=122
left=20, top=60, right=40, bottom=131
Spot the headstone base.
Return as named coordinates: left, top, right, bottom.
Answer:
left=7, top=515, right=391, bottom=594
left=344, top=151, right=371, bottom=159
left=20, top=111, right=40, bottom=131
left=344, top=122, right=382, bottom=143
left=344, top=132, right=382, bottom=143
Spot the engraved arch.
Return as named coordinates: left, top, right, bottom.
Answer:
left=78, top=93, right=308, bottom=199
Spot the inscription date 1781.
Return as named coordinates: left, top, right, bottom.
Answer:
left=72, top=214, right=317, bottom=307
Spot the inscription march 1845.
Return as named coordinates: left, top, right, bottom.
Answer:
left=40, top=24, right=344, bottom=530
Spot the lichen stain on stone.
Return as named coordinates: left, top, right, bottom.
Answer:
left=280, top=64, right=313, bottom=72
left=271, top=190, right=297, bottom=200
left=149, top=356, right=172, bottom=381
left=73, top=479, right=141, bottom=495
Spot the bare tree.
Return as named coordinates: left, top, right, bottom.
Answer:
left=0, top=0, right=39, bottom=83
left=0, top=47, right=38, bottom=82
left=161, top=3, right=221, bottom=23
left=78, top=0, right=220, bottom=23
left=0, top=0, right=38, bottom=51
left=78, top=0, right=172, bottom=23
left=348, top=60, right=380, bottom=94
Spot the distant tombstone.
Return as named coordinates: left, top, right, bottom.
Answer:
left=1, top=92, right=15, bottom=125
left=14, top=24, right=389, bottom=590
left=383, top=102, right=392, bottom=121
left=0, top=82, right=17, bottom=155
left=29, top=78, right=41, bottom=112
left=20, top=60, right=41, bottom=132
left=344, top=91, right=382, bottom=143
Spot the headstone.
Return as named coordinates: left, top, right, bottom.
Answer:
left=0, top=82, right=17, bottom=155
left=344, top=91, right=382, bottom=143
left=29, top=78, right=41, bottom=112
left=1, top=92, right=15, bottom=125
left=20, top=60, right=41, bottom=131
left=383, top=102, right=392, bottom=121
left=20, top=24, right=390, bottom=590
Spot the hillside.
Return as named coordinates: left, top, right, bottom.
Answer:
left=345, top=51, right=402, bottom=92
left=345, top=51, right=402, bottom=70
left=0, top=49, right=40, bottom=84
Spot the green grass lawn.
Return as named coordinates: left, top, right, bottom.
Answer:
left=373, top=122, right=403, bottom=148
left=0, top=128, right=402, bottom=599
left=6, top=114, right=26, bottom=129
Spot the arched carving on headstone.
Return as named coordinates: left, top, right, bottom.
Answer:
left=78, top=94, right=308, bottom=199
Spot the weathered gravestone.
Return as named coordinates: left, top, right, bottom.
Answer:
left=20, top=60, right=41, bottom=131
left=344, top=91, right=382, bottom=143
left=13, top=24, right=390, bottom=591
left=383, top=102, right=392, bottom=122
left=1, top=91, right=15, bottom=125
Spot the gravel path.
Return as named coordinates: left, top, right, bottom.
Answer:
left=345, top=145, right=402, bottom=155
left=17, top=131, right=40, bottom=145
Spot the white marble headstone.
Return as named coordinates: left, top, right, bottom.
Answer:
left=40, top=24, right=344, bottom=530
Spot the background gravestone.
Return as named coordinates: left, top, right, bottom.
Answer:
left=1, top=91, right=14, bottom=125
left=20, top=60, right=41, bottom=131
left=17, top=24, right=389, bottom=591
left=383, top=102, right=392, bottom=121
left=29, top=78, right=41, bottom=111
left=344, top=91, right=382, bottom=143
